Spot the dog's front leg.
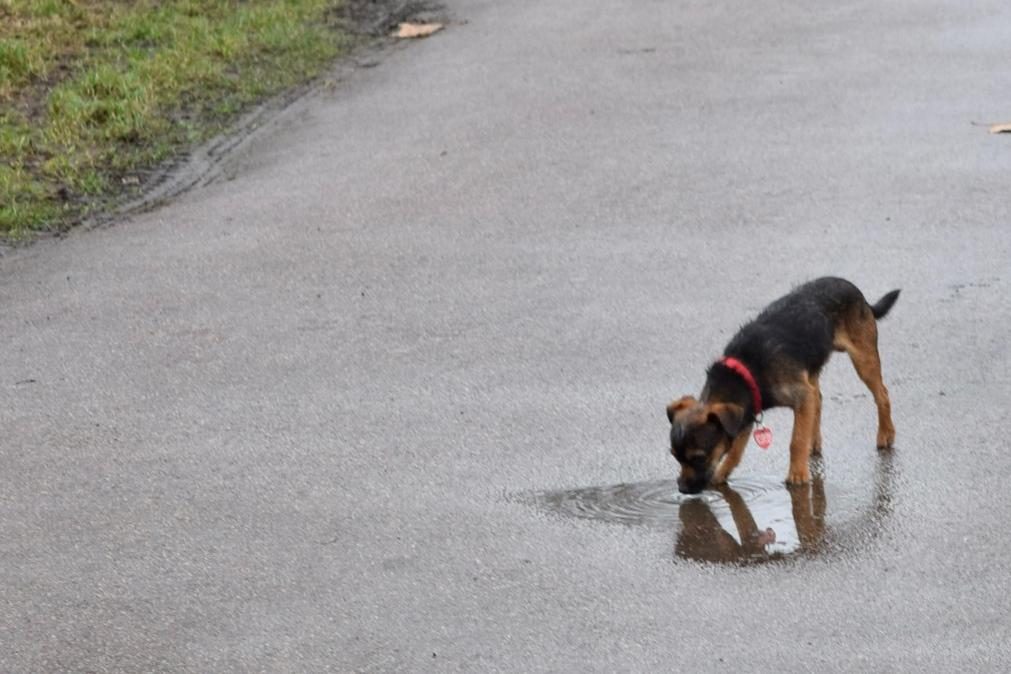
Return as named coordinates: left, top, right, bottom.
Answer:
left=712, top=425, right=753, bottom=485
left=786, top=385, right=818, bottom=485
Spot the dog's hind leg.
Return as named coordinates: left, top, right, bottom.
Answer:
left=836, top=313, right=895, bottom=449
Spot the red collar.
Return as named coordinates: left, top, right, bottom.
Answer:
left=719, top=357, right=762, bottom=417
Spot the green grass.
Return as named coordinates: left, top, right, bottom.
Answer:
left=0, top=0, right=352, bottom=237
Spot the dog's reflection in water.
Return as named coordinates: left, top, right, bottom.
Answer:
left=529, top=451, right=894, bottom=563
left=675, top=477, right=826, bottom=564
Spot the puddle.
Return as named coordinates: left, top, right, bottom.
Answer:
left=530, top=455, right=896, bottom=565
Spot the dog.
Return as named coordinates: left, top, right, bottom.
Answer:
left=667, top=277, right=899, bottom=494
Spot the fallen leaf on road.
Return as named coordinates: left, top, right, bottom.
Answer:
left=394, top=22, right=443, bottom=39
left=989, top=123, right=1011, bottom=134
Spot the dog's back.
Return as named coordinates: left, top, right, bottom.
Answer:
left=727, top=277, right=897, bottom=371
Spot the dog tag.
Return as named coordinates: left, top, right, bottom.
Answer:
left=754, top=426, right=773, bottom=449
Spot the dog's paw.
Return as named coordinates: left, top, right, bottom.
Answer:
left=877, top=428, right=895, bottom=449
left=785, top=467, right=811, bottom=485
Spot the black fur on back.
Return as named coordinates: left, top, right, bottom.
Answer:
left=701, top=277, right=900, bottom=417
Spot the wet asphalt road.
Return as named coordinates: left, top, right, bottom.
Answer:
left=2, top=0, right=1011, bottom=670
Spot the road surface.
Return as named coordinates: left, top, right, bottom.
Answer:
left=2, top=0, right=1010, bottom=670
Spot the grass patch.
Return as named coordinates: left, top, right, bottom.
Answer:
left=0, top=0, right=353, bottom=238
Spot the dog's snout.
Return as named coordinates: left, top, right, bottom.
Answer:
left=677, top=476, right=706, bottom=495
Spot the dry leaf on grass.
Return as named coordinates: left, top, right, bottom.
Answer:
left=989, top=123, right=1011, bottom=134
left=394, top=22, right=443, bottom=39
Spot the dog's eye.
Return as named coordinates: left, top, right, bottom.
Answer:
left=694, top=427, right=718, bottom=448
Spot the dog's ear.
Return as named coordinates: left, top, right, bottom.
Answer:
left=666, top=395, right=697, bottom=423
left=707, top=403, right=746, bottom=437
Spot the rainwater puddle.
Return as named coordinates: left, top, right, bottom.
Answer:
left=529, top=457, right=896, bottom=565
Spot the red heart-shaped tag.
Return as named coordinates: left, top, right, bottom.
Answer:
left=754, top=427, right=773, bottom=449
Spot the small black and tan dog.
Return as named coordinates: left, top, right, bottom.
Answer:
left=667, top=277, right=899, bottom=494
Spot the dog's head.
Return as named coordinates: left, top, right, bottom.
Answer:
left=666, top=395, right=746, bottom=494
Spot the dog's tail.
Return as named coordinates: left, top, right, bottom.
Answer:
left=870, top=289, right=901, bottom=319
